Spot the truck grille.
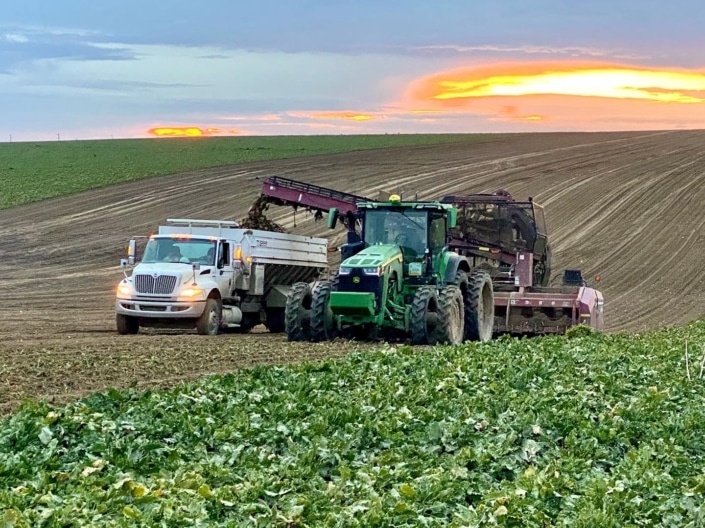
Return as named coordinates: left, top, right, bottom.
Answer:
left=134, top=274, right=178, bottom=295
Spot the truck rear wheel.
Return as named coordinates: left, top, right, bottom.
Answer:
left=285, top=282, right=313, bottom=342
left=438, top=285, right=465, bottom=345
left=116, top=314, right=139, bottom=335
left=311, top=281, right=337, bottom=342
left=265, top=308, right=286, bottom=333
left=196, top=298, right=222, bottom=336
left=410, top=286, right=442, bottom=345
left=465, top=270, right=494, bottom=342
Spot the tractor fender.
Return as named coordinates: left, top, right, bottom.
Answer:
left=444, top=254, right=472, bottom=285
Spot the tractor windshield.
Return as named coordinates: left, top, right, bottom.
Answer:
left=141, top=237, right=217, bottom=265
left=364, top=209, right=428, bottom=255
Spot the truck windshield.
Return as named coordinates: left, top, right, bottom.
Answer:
left=364, top=209, right=428, bottom=254
left=141, top=238, right=217, bottom=265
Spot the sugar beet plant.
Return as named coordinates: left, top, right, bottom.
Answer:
left=2, top=322, right=705, bottom=526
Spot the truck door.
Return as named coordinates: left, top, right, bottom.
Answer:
left=215, top=241, right=236, bottom=298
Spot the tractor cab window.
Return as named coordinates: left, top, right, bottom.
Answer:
left=429, top=214, right=446, bottom=251
left=364, top=209, right=428, bottom=255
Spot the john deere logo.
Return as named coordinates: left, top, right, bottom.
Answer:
left=353, top=276, right=360, bottom=284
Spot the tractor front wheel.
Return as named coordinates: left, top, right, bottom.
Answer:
left=285, top=282, right=314, bottom=342
left=410, top=286, right=442, bottom=345
left=310, top=281, right=337, bottom=342
left=438, top=285, right=465, bottom=345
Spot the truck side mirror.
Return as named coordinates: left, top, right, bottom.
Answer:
left=328, top=208, right=339, bottom=229
left=447, top=208, right=458, bottom=229
left=127, top=239, right=136, bottom=265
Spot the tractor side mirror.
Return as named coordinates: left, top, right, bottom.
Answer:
left=328, top=208, right=339, bottom=229
left=447, top=208, right=458, bottom=229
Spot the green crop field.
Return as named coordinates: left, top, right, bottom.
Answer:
left=2, top=323, right=704, bottom=526
left=0, top=134, right=489, bottom=210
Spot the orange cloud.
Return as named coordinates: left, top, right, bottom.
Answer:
left=497, top=105, right=546, bottom=122
left=410, top=62, right=705, bottom=106
left=147, top=127, right=238, bottom=137
left=305, top=112, right=376, bottom=121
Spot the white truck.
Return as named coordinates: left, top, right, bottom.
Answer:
left=115, top=218, right=329, bottom=335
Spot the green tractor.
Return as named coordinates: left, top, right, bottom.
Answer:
left=285, top=195, right=494, bottom=345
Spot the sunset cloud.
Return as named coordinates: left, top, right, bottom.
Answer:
left=303, top=112, right=377, bottom=121
left=140, top=61, right=705, bottom=138
left=410, top=62, right=705, bottom=106
left=147, top=127, right=238, bottom=137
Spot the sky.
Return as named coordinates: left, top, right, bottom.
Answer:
left=1, top=0, right=705, bottom=140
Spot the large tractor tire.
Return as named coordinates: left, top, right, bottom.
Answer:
left=285, top=282, right=314, bottom=342
left=464, top=269, right=495, bottom=342
left=438, top=285, right=465, bottom=345
left=310, top=281, right=338, bottom=342
left=116, top=314, right=139, bottom=335
left=410, top=286, right=442, bottom=345
left=196, top=297, right=222, bottom=335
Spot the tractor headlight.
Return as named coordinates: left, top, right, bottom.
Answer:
left=116, top=282, right=134, bottom=299
left=362, top=266, right=382, bottom=276
left=338, top=266, right=352, bottom=275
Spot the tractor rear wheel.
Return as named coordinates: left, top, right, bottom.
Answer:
left=465, top=269, right=494, bottom=342
left=310, top=281, right=337, bottom=342
left=438, top=285, right=465, bottom=345
left=285, top=282, right=314, bottom=342
left=410, top=286, right=442, bottom=345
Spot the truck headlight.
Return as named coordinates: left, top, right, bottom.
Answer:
left=116, top=282, right=134, bottom=299
left=179, top=287, right=204, bottom=299
left=362, top=266, right=382, bottom=275
left=338, top=266, right=352, bottom=275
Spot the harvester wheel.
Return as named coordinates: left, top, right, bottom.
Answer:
left=310, top=281, right=337, bottom=342
left=410, top=286, right=442, bottom=345
left=285, top=282, right=314, bottom=342
left=196, top=298, right=222, bottom=335
left=465, top=269, right=494, bottom=342
left=116, top=314, right=139, bottom=335
left=438, top=285, right=465, bottom=345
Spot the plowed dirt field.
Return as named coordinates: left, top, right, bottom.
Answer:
left=3, top=130, right=705, bottom=415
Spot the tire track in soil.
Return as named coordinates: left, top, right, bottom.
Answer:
left=2, top=129, right=705, bottom=415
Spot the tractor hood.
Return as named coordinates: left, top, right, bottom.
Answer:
left=339, top=244, right=402, bottom=272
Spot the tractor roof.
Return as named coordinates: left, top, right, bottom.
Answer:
left=357, top=199, right=453, bottom=212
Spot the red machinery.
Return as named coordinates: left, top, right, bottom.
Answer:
left=258, top=176, right=604, bottom=335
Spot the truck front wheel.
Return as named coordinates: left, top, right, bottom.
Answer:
left=197, top=298, right=222, bottom=336
left=116, top=314, right=139, bottom=335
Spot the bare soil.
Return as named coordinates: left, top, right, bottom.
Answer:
left=3, top=130, right=705, bottom=415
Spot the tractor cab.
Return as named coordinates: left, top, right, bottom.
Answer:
left=329, top=195, right=457, bottom=282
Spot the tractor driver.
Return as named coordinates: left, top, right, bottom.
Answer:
left=396, top=230, right=424, bottom=254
